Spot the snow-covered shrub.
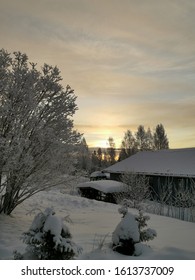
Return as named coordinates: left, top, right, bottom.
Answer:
left=112, top=206, right=157, bottom=256
left=135, top=209, right=157, bottom=242
left=13, top=250, right=23, bottom=260
left=112, top=207, right=140, bottom=255
left=18, top=208, right=82, bottom=260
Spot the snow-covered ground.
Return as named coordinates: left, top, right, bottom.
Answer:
left=0, top=185, right=195, bottom=260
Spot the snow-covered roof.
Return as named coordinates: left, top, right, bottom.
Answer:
left=77, top=180, right=126, bottom=193
left=104, top=148, right=195, bottom=178
left=90, top=171, right=108, bottom=178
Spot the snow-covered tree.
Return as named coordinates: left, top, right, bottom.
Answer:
left=0, top=49, right=81, bottom=214
left=15, top=208, right=82, bottom=259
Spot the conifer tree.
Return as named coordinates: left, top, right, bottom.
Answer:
left=154, top=123, right=169, bottom=150
left=15, top=208, right=82, bottom=259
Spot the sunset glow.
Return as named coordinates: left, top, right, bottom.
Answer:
left=1, top=0, right=195, bottom=149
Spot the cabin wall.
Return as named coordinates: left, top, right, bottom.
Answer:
left=109, top=172, right=195, bottom=206
left=150, top=176, right=195, bottom=204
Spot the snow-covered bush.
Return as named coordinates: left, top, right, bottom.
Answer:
left=112, top=205, right=157, bottom=256
left=135, top=209, right=157, bottom=242
left=112, top=210, right=139, bottom=255
left=15, top=208, right=82, bottom=260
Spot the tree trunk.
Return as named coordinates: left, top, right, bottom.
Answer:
left=0, top=190, right=15, bottom=215
left=0, top=175, right=17, bottom=215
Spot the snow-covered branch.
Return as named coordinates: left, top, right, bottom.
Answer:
left=0, top=49, right=81, bottom=214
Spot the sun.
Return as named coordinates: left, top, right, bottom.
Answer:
left=95, top=139, right=109, bottom=148
left=87, top=127, right=122, bottom=148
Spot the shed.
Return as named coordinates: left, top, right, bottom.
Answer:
left=77, top=180, right=127, bottom=203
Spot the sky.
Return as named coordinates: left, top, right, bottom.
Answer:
left=0, top=0, right=195, bottom=148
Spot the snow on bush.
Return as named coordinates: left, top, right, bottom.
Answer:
left=112, top=211, right=140, bottom=255
left=14, top=208, right=82, bottom=260
left=135, top=209, right=157, bottom=242
left=112, top=205, right=157, bottom=256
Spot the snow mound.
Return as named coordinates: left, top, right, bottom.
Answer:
left=112, top=212, right=140, bottom=244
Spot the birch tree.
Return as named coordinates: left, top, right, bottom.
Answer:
left=0, top=49, right=81, bottom=214
left=119, top=130, right=137, bottom=160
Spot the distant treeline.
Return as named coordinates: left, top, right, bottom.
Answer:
left=76, top=123, right=169, bottom=173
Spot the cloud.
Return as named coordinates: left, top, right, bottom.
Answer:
left=0, top=0, right=195, bottom=148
